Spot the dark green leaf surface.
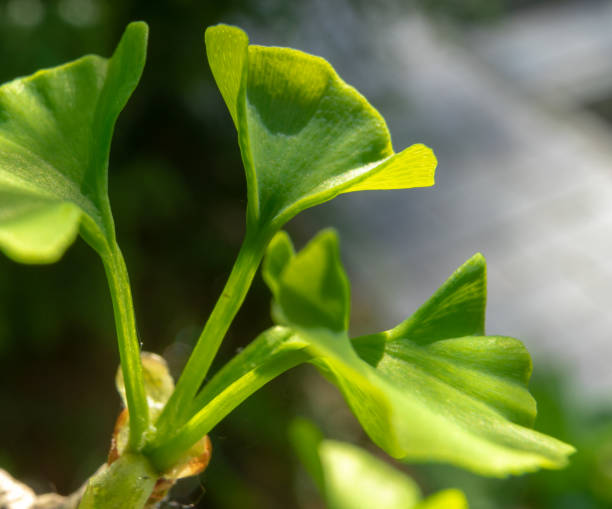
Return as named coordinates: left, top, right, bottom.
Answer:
left=205, top=24, right=436, bottom=235
left=0, top=22, right=147, bottom=263
left=264, top=231, right=574, bottom=476
left=290, top=419, right=468, bottom=509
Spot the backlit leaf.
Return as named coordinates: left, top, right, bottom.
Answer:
left=0, top=22, right=147, bottom=263
left=264, top=230, right=575, bottom=476
left=205, top=25, right=436, bottom=235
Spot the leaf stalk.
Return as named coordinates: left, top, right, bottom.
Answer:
left=148, top=345, right=307, bottom=472
left=151, top=228, right=271, bottom=444
left=102, top=244, right=149, bottom=450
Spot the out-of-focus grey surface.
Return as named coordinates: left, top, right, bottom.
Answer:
left=235, top=0, right=612, bottom=398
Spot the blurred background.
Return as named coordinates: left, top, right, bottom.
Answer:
left=1, top=0, right=612, bottom=507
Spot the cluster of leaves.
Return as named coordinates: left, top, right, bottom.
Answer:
left=0, top=20, right=573, bottom=508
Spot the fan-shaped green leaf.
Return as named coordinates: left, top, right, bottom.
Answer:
left=263, top=230, right=574, bottom=476
left=352, top=254, right=535, bottom=427
left=205, top=25, right=436, bottom=235
left=0, top=21, right=147, bottom=263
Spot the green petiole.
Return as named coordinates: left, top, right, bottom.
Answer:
left=147, top=328, right=309, bottom=472
left=101, top=243, right=149, bottom=450
left=151, top=227, right=271, bottom=445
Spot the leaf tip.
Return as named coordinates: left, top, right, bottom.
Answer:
left=118, top=20, right=149, bottom=55
left=205, top=23, right=249, bottom=49
left=263, top=230, right=295, bottom=293
left=314, top=227, right=340, bottom=248
left=470, top=251, right=486, bottom=263
left=125, top=20, right=149, bottom=37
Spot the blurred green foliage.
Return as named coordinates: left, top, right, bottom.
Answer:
left=415, top=368, right=612, bottom=509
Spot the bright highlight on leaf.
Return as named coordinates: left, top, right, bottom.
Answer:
left=263, top=230, right=575, bottom=477
left=290, top=419, right=469, bottom=509
left=0, top=21, right=147, bottom=263
left=205, top=24, right=437, bottom=235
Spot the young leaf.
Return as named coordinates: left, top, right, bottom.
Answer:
left=205, top=24, right=437, bottom=235
left=0, top=22, right=151, bottom=449
left=116, top=352, right=175, bottom=423
left=263, top=230, right=575, bottom=476
left=0, top=21, right=147, bottom=263
left=290, top=418, right=468, bottom=509
left=113, top=352, right=213, bottom=483
left=262, top=230, right=349, bottom=333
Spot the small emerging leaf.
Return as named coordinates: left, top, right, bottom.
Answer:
left=290, top=419, right=468, bottom=509
left=264, top=231, right=575, bottom=476
left=114, top=352, right=213, bottom=482
left=116, top=352, right=174, bottom=422
left=262, top=229, right=349, bottom=333
left=0, top=22, right=147, bottom=263
left=205, top=25, right=436, bottom=235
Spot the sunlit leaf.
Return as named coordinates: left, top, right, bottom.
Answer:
left=263, top=230, right=574, bottom=476
left=290, top=418, right=468, bottom=509
left=0, top=22, right=147, bottom=263
left=205, top=24, right=436, bottom=235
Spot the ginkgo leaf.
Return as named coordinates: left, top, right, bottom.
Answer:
left=0, top=22, right=152, bottom=448
left=205, top=24, right=436, bottom=235
left=290, top=418, right=468, bottom=509
left=262, top=229, right=349, bottom=333
left=0, top=21, right=147, bottom=263
left=263, top=230, right=575, bottom=476
left=352, top=254, right=535, bottom=427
